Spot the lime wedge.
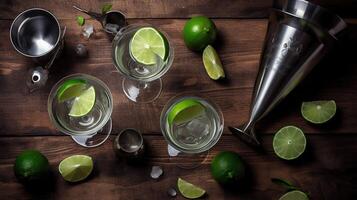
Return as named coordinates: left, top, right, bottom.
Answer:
left=273, top=126, right=306, bottom=160
left=301, top=100, right=336, bottom=124
left=130, top=27, right=167, bottom=65
left=167, top=99, right=205, bottom=125
left=58, top=155, right=93, bottom=182
left=203, top=45, right=225, bottom=80
left=177, top=177, right=206, bottom=199
left=68, top=86, right=96, bottom=117
left=57, top=79, right=86, bottom=102
left=279, top=190, right=309, bottom=200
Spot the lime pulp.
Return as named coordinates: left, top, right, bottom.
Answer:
left=129, top=27, right=167, bottom=65
left=58, top=155, right=93, bottom=182
left=68, top=86, right=96, bottom=117
left=273, top=126, right=306, bottom=160
left=279, top=190, right=309, bottom=200
left=301, top=100, right=336, bottom=124
left=167, top=99, right=205, bottom=125
left=177, top=177, right=206, bottom=199
left=203, top=45, right=225, bottom=80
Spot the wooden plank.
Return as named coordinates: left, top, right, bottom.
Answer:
left=0, top=135, right=356, bottom=199
left=0, top=0, right=272, bottom=20
left=1, top=0, right=356, bottom=20
left=1, top=19, right=357, bottom=136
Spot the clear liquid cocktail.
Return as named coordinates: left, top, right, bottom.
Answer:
left=112, top=24, right=174, bottom=103
left=160, top=96, right=224, bottom=154
left=48, top=74, right=113, bottom=147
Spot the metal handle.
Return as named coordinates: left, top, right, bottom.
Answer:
left=73, top=5, right=103, bottom=21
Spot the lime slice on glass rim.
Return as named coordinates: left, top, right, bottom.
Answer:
left=68, top=86, right=96, bottom=117
left=273, top=126, right=306, bottom=160
left=279, top=190, right=309, bottom=200
left=203, top=45, right=225, bottom=80
left=301, top=100, right=336, bottom=124
left=129, top=27, right=168, bottom=65
left=58, top=155, right=93, bottom=182
left=177, top=177, right=206, bottom=199
left=167, top=99, right=205, bottom=125
left=57, top=79, right=86, bottom=102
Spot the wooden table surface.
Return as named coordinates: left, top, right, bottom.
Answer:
left=1, top=0, right=357, bottom=199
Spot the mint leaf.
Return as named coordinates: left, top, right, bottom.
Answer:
left=271, top=178, right=299, bottom=191
left=102, top=4, right=112, bottom=14
left=76, top=16, right=85, bottom=26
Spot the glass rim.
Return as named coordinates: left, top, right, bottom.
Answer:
left=160, top=94, right=224, bottom=154
left=111, top=23, right=175, bottom=82
left=47, top=73, right=113, bottom=136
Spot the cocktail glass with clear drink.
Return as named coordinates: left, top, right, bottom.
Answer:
left=48, top=74, right=113, bottom=147
left=112, top=24, right=174, bottom=103
left=160, top=95, right=224, bottom=167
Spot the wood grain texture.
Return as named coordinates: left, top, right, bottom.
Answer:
left=1, top=19, right=357, bottom=136
left=0, top=135, right=356, bottom=200
left=1, top=0, right=356, bottom=20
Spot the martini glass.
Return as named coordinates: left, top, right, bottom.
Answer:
left=160, top=95, right=224, bottom=168
left=48, top=74, right=113, bottom=147
left=112, top=24, right=174, bottom=103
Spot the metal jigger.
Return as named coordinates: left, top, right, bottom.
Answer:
left=229, top=0, right=347, bottom=146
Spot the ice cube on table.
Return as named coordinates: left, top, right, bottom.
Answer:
left=150, top=166, right=163, bottom=179
left=75, top=44, right=88, bottom=57
left=168, top=144, right=180, bottom=157
left=105, top=23, right=120, bottom=33
left=167, top=187, right=177, bottom=197
left=82, top=24, right=94, bottom=39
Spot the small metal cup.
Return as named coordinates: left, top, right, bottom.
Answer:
left=10, top=8, right=61, bottom=61
left=113, top=129, right=144, bottom=160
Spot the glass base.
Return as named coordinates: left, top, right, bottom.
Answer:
left=71, top=118, right=112, bottom=148
left=122, top=77, right=162, bottom=103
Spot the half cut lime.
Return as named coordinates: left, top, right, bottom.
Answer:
left=177, top=177, right=206, bottom=199
left=130, top=27, right=167, bottom=65
left=68, top=86, right=96, bottom=117
left=301, top=100, right=336, bottom=124
left=273, top=126, right=306, bottom=160
left=167, top=99, right=205, bottom=125
left=58, top=155, right=93, bottom=182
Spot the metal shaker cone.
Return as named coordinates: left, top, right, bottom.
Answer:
left=230, top=0, right=346, bottom=146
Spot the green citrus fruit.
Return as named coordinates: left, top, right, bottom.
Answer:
left=183, top=16, right=217, bottom=51
left=130, top=27, right=168, bottom=65
left=57, top=79, right=86, bottom=102
left=68, top=86, right=96, bottom=117
left=14, top=150, right=50, bottom=184
left=177, top=177, right=206, bottom=199
left=203, top=45, right=225, bottom=80
left=211, top=151, right=245, bottom=185
left=167, top=99, right=205, bottom=125
left=301, top=100, right=336, bottom=124
left=279, top=190, right=309, bottom=200
left=58, top=155, right=93, bottom=182
left=273, top=126, right=306, bottom=160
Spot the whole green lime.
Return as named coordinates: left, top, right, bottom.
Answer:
left=183, top=16, right=217, bottom=51
left=14, top=150, right=50, bottom=184
left=211, top=151, right=245, bottom=185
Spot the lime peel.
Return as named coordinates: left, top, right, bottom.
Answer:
left=167, top=99, right=205, bottom=125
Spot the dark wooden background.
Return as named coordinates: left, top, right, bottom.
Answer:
left=1, top=0, right=357, bottom=199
